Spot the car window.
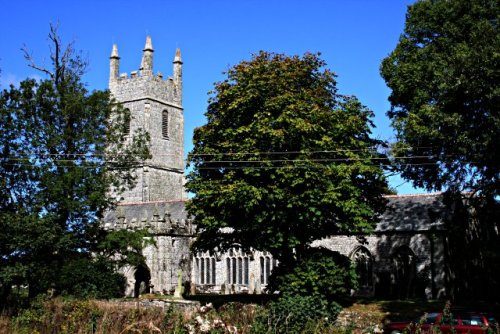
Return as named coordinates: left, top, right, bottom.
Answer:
left=486, top=315, right=498, bottom=327
left=460, top=314, right=484, bottom=326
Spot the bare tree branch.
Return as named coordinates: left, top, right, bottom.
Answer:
left=22, top=44, right=54, bottom=78
left=20, top=22, right=88, bottom=85
left=49, top=23, right=62, bottom=86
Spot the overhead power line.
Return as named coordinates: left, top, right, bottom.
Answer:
left=0, top=145, right=438, bottom=159
left=0, top=161, right=467, bottom=171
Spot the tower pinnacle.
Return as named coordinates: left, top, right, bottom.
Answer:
left=173, top=48, right=182, bottom=64
left=173, top=48, right=183, bottom=104
left=140, top=36, right=154, bottom=76
left=109, top=44, right=120, bottom=84
left=144, top=35, right=154, bottom=52
left=110, top=44, right=120, bottom=59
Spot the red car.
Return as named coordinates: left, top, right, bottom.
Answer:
left=384, top=311, right=498, bottom=334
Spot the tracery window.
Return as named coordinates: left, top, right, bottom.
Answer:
left=225, top=248, right=250, bottom=285
left=260, top=252, right=277, bottom=285
left=195, top=255, right=216, bottom=285
left=353, top=247, right=373, bottom=288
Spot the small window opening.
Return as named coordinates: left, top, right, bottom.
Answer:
left=162, top=110, right=169, bottom=139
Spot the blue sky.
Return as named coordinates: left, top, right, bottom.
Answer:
left=0, top=0, right=427, bottom=194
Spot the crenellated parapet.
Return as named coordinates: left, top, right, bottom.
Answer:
left=103, top=200, right=193, bottom=297
left=110, top=74, right=181, bottom=108
left=109, top=37, right=182, bottom=107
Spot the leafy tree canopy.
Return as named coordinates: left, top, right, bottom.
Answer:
left=381, top=0, right=499, bottom=302
left=186, top=51, right=389, bottom=268
left=267, top=248, right=358, bottom=299
left=0, top=25, right=151, bottom=300
left=381, top=0, right=499, bottom=197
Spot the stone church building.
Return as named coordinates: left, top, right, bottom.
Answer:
left=104, top=37, right=449, bottom=300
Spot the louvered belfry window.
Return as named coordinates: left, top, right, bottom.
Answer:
left=162, top=110, right=169, bottom=139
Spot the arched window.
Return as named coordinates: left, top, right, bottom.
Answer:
left=244, top=257, right=249, bottom=285
left=211, top=258, right=216, bottom=284
left=162, top=110, right=169, bottom=139
left=232, top=258, right=237, bottom=283
left=225, top=248, right=250, bottom=285
left=260, top=253, right=277, bottom=285
left=352, top=247, right=373, bottom=288
left=200, top=258, right=205, bottom=284
left=238, top=258, right=243, bottom=284
left=194, top=254, right=216, bottom=285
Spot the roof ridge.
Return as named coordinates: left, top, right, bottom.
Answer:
left=384, top=192, right=442, bottom=198
left=117, top=199, right=188, bottom=206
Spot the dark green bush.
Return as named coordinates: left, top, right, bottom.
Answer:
left=251, top=293, right=342, bottom=334
left=268, top=248, right=358, bottom=299
left=57, top=257, right=126, bottom=299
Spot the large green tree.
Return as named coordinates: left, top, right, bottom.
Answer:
left=0, top=26, right=150, bottom=301
left=381, top=0, right=499, bottom=300
left=381, top=0, right=499, bottom=197
left=186, top=51, right=389, bottom=277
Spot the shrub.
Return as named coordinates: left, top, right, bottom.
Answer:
left=161, top=305, right=187, bottom=333
left=251, top=293, right=342, bottom=334
left=268, top=248, right=358, bottom=299
left=57, top=257, right=126, bottom=299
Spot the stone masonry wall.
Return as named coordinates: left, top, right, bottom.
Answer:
left=190, top=194, right=449, bottom=299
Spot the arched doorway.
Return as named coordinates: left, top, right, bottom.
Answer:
left=134, top=264, right=151, bottom=298
left=392, top=246, right=416, bottom=299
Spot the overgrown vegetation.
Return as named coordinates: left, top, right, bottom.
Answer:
left=251, top=294, right=343, bottom=334
left=2, top=297, right=498, bottom=334
left=2, top=297, right=188, bottom=334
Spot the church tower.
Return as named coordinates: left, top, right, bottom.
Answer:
left=109, top=37, right=186, bottom=202
left=106, top=37, right=192, bottom=297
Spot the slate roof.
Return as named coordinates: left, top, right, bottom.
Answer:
left=103, top=193, right=449, bottom=234
left=376, top=193, right=449, bottom=232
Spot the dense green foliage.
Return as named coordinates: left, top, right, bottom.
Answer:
left=186, top=51, right=389, bottom=279
left=251, top=294, right=342, bottom=334
left=381, top=0, right=499, bottom=301
left=0, top=27, right=151, bottom=301
left=381, top=0, right=499, bottom=196
left=267, top=249, right=357, bottom=299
